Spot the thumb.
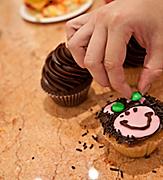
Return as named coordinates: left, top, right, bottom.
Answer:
left=138, top=47, right=163, bottom=94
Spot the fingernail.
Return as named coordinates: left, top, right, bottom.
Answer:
left=141, top=84, right=151, bottom=95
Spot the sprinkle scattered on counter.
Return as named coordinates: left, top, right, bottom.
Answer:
left=76, top=148, right=82, bottom=152
left=110, top=167, right=124, bottom=179
left=89, top=144, right=94, bottom=149
left=110, top=167, right=119, bottom=172
left=71, top=166, right=76, bottom=170
left=152, top=170, right=157, bottom=173
left=82, top=130, right=89, bottom=137
left=92, top=135, right=98, bottom=142
left=144, top=155, right=150, bottom=159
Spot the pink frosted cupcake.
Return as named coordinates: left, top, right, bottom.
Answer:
left=98, top=93, right=163, bottom=158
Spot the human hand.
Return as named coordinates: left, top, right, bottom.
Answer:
left=66, top=0, right=163, bottom=98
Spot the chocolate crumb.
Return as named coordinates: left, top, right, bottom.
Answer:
left=110, top=95, right=113, bottom=98
left=144, top=154, right=150, bottom=159
left=99, top=145, right=104, bottom=148
left=110, top=167, right=119, bottom=172
left=32, top=157, right=35, bottom=160
left=19, top=128, right=22, bottom=131
left=90, top=144, right=94, bottom=149
left=71, top=166, right=76, bottom=170
left=90, top=108, right=93, bottom=111
left=92, top=135, right=98, bottom=142
left=152, top=170, right=157, bottom=173
left=76, top=148, right=82, bottom=152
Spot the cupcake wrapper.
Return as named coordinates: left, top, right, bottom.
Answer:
left=107, top=130, right=163, bottom=158
left=48, top=85, right=91, bottom=107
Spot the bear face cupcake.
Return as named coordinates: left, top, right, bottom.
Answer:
left=97, top=92, right=163, bottom=158
left=41, top=43, right=93, bottom=107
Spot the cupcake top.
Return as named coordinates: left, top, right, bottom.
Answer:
left=41, top=43, right=92, bottom=96
left=124, top=36, right=146, bottom=67
left=98, top=93, right=163, bottom=145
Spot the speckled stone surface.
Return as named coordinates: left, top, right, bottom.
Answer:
left=0, top=0, right=163, bottom=180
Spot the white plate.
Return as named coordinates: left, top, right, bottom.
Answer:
left=20, top=0, right=93, bottom=23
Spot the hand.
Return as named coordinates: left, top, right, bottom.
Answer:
left=66, top=0, right=163, bottom=98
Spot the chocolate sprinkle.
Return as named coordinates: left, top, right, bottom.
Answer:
left=152, top=170, right=157, bottom=173
left=32, top=157, right=35, bottom=160
left=83, top=145, right=87, bottom=150
left=120, top=115, right=124, bottom=118
left=89, top=144, right=94, bottom=149
left=99, top=145, right=104, bottom=148
left=78, top=141, right=81, bottom=144
left=76, top=148, right=82, bottom=152
left=144, top=154, right=150, bottom=159
left=110, top=167, right=119, bottom=172
left=82, top=130, right=89, bottom=137
left=92, top=135, right=98, bottom=142
left=71, top=166, right=76, bottom=170
left=97, top=95, right=163, bottom=145
left=120, top=170, right=124, bottom=178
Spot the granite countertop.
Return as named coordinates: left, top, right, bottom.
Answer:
left=0, top=0, right=163, bottom=179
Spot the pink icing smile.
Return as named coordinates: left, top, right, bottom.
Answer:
left=114, top=106, right=160, bottom=138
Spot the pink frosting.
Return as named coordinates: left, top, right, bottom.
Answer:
left=103, top=103, right=114, bottom=114
left=114, top=106, right=160, bottom=138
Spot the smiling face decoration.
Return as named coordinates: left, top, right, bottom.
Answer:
left=98, top=95, right=163, bottom=145
left=114, top=106, right=160, bottom=138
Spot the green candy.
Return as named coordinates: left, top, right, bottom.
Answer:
left=111, top=102, right=125, bottom=113
left=131, top=92, right=142, bottom=101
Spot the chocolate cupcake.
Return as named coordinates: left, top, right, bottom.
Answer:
left=97, top=92, right=163, bottom=158
left=41, top=43, right=93, bottom=106
left=124, top=36, right=146, bottom=67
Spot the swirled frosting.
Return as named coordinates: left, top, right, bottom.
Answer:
left=41, top=43, right=92, bottom=95
left=124, top=36, right=146, bottom=67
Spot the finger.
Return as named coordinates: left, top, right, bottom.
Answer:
left=138, top=48, right=163, bottom=94
left=67, top=23, right=94, bottom=67
left=104, top=30, right=132, bottom=98
left=66, top=13, right=90, bottom=41
left=84, top=23, right=110, bottom=87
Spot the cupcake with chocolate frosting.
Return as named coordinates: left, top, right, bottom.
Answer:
left=97, top=92, right=163, bottom=158
left=41, top=43, right=93, bottom=106
left=124, top=36, right=146, bottom=67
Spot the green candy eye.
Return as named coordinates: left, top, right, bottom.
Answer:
left=131, top=92, right=142, bottom=101
left=111, top=102, right=125, bottom=113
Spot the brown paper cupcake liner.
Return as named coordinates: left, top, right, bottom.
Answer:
left=47, top=85, right=91, bottom=107
left=106, top=130, right=163, bottom=158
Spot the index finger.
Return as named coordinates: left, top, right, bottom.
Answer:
left=66, top=13, right=90, bottom=41
left=104, top=30, right=132, bottom=98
